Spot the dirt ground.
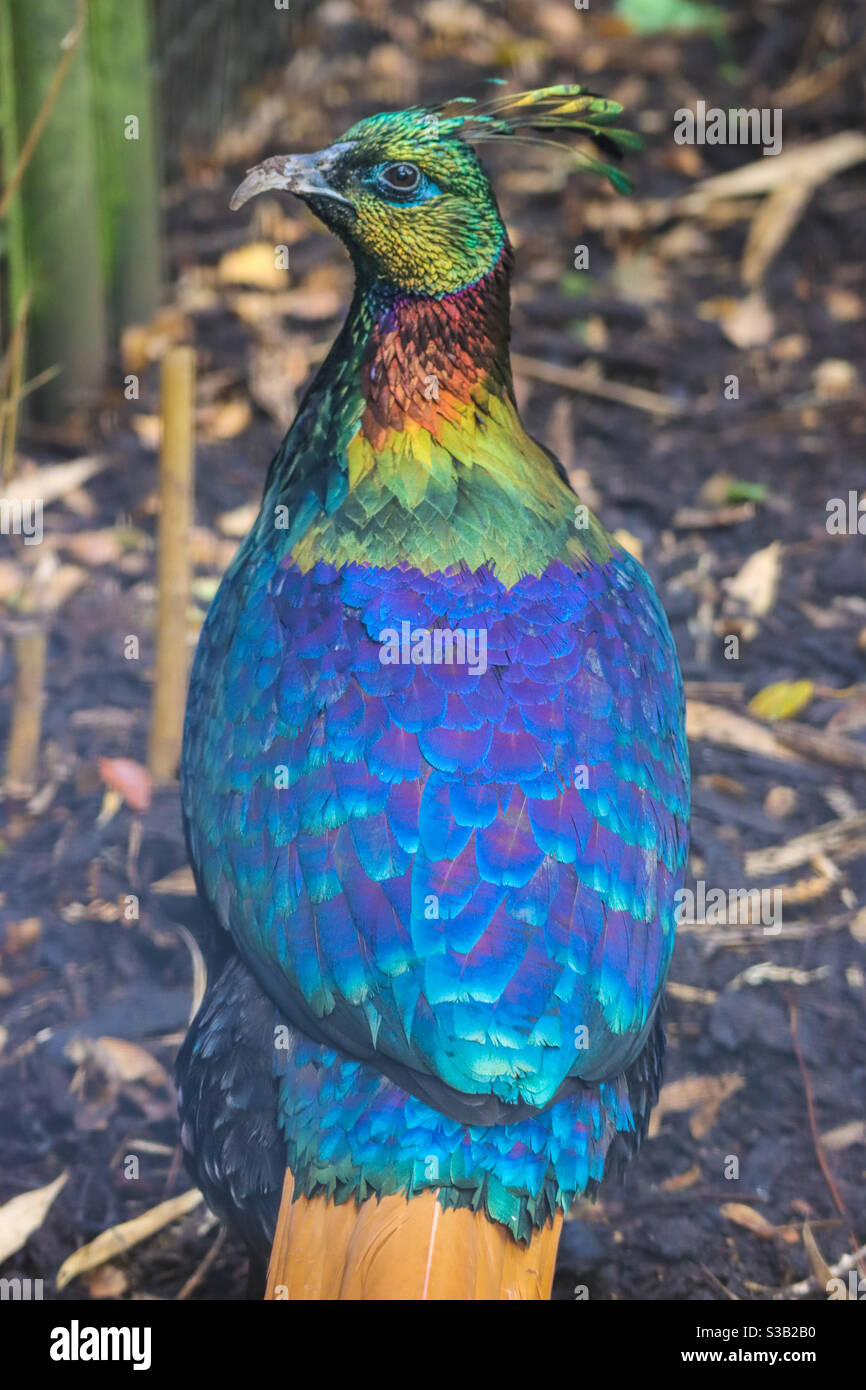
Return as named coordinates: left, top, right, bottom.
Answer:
left=1, top=0, right=864, bottom=1302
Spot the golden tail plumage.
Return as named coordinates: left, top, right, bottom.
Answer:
left=265, top=1171, right=562, bottom=1301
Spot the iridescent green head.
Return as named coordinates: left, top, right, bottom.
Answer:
left=231, top=85, right=640, bottom=297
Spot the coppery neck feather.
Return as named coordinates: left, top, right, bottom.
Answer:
left=358, top=246, right=515, bottom=437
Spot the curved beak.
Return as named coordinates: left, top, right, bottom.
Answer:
left=230, top=143, right=355, bottom=210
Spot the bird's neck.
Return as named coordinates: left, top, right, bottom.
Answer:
left=260, top=247, right=608, bottom=583
left=355, top=248, right=516, bottom=438
left=289, top=245, right=517, bottom=458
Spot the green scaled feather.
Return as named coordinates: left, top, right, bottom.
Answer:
left=432, top=83, right=642, bottom=194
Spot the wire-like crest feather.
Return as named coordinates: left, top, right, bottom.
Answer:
left=430, top=83, right=641, bottom=194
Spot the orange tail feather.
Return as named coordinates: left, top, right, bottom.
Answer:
left=265, top=1170, right=563, bottom=1301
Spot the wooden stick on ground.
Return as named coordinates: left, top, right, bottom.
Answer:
left=745, top=812, right=866, bottom=878
left=148, top=346, right=195, bottom=783
left=510, top=352, right=684, bottom=418
left=4, top=617, right=47, bottom=795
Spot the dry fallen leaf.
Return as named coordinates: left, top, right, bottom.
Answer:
left=216, top=501, right=259, bottom=538
left=825, top=288, right=862, bottom=322
left=813, top=358, right=858, bottom=400
left=770, top=333, right=808, bottom=362
left=820, top=1120, right=866, bottom=1152
left=700, top=772, right=747, bottom=799
left=149, top=865, right=197, bottom=896
left=0, top=559, right=23, bottom=601
left=37, top=562, right=88, bottom=613
left=198, top=398, right=252, bottom=441
left=3, top=917, right=42, bottom=955
left=660, top=1163, right=702, bottom=1193
left=0, top=1171, right=68, bottom=1264
left=718, top=291, right=775, bottom=348
left=98, top=758, right=152, bottom=813
left=748, top=679, right=814, bottom=723
left=59, top=529, right=125, bottom=567
left=218, top=242, right=289, bottom=291
left=850, top=908, right=866, bottom=944
left=3, top=456, right=107, bottom=506
left=741, top=179, right=814, bottom=288
left=724, top=541, right=781, bottom=618
left=189, top=527, right=238, bottom=572
left=721, top=1202, right=799, bottom=1244
left=121, top=307, right=189, bottom=374
left=611, top=528, right=643, bottom=563
left=64, top=1036, right=170, bottom=1089
left=773, top=873, right=832, bottom=907
left=763, top=785, right=798, bottom=818
left=802, top=1222, right=834, bottom=1283
left=650, top=1072, right=744, bottom=1140
left=56, top=1188, right=202, bottom=1288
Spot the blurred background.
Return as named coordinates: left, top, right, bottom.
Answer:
left=0, top=0, right=864, bottom=1301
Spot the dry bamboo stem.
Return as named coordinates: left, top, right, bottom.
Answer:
left=148, top=346, right=195, bottom=783
left=5, top=619, right=47, bottom=794
left=0, top=290, right=31, bottom=486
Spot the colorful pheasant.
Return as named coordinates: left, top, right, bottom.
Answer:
left=177, top=85, right=689, bottom=1300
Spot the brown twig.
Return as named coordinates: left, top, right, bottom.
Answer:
left=1, top=360, right=63, bottom=483
left=774, top=34, right=866, bottom=108
left=175, top=1225, right=226, bottom=1301
left=0, top=289, right=30, bottom=398
left=746, top=812, right=866, bottom=877
left=788, top=1002, right=865, bottom=1280
left=0, top=290, right=30, bottom=486
left=774, top=720, right=866, bottom=774
left=0, top=0, right=88, bottom=221
left=510, top=352, right=684, bottom=418
left=699, top=1263, right=739, bottom=1301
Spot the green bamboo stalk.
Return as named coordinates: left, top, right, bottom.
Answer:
left=1, top=0, right=107, bottom=418
left=86, top=0, right=161, bottom=334
left=0, top=0, right=26, bottom=355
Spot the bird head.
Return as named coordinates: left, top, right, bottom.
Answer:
left=230, top=86, right=640, bottom=297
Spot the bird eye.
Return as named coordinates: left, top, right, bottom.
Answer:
left=377, top=163, right=423, bottom=199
